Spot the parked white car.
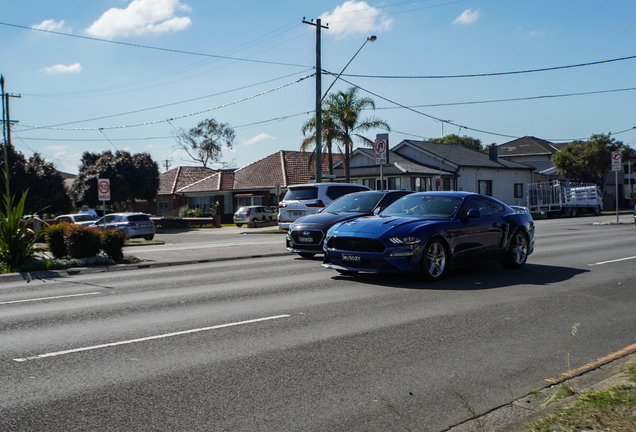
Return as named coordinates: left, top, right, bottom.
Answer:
left=91, top=213, right=155, bottom=240
left=54, top=213, right=98, bottom=226
left=233, top=206, right=277, bottom=227
left=277, top=183, right=370, bottom=230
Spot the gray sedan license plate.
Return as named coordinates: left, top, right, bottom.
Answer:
left=341, top=254, right=361, bottom=263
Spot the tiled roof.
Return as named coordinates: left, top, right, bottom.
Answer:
left=333, top=149, right=454, bottom=177
left=233, top=150, right=342, bottom=190
left=496, top=136, right=561, bottom=157
left=400, top=140, right=533, bottom=170
left=158, top=166, right=217, bottom=195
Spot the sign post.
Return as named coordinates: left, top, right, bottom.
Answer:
left=375, top=133, right=389, bottom=190
left=98, top=178, right=111, bottom=217
left=611, top=151, right=622, bottom=222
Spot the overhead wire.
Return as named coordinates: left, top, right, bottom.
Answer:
left=16, top=69, right=314, bottom=130
left=337, top=54, right=636, bottom=79
left=18, top=74, right=313, bottom=131
left=0, top=21, right=312, bottom=68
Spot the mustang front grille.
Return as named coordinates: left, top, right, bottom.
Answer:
left=328, top=237, right=386, bottom=253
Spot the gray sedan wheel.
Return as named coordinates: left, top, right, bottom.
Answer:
left=502, top=231, right=528, bottom=269
left=421, top=238, right=448, bottom=281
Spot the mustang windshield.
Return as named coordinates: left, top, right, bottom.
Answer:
left=325, top=193, right=382, bottom=213
left=381, top=195, right=462, bottom=218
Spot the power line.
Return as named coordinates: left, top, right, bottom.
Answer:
left=16, top=69, right=313, bottom=130
left=331, top=54, right=636, bottom=79
left=373, top=87, right=636, bottom=109
left=18, top=75, right=311, bottom=132
left=0, top=21, right=312, bottom=68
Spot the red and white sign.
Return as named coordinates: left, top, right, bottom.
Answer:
left=98, top=178, right=111, bottom=201
left=374, top=138, right=387, bottom=164
left=611, top=151, right=622, bottom=171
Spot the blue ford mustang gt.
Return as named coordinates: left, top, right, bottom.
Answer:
left=322, top=192, right=535, bottom=280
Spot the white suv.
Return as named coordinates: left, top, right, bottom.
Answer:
left=277, top=183, right=370, bottom=230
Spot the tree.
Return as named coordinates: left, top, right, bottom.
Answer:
left=0, top=144, right=72, bottom=215
left=303, top=87, right=390, bottom=182
left=71, top=150, right=160, bottom=211
left=173, top=118, right=235, bottom=168
left=429, top=134, right=483, bottom=152
left=552, top=133, right=631, bottom=188
left=301, top=113, right=341, bottom=176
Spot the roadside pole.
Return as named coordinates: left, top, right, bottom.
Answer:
left=611, top=151, right=621, bottom=223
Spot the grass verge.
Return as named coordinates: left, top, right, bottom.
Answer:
left=525, top=361, right=636, bottom=431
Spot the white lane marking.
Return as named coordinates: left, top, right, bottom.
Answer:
left=13, top=314, right=290, bottom=362
left=0, top=292, right=101, bottom=305
left=588, top=255, right=636, bottom=266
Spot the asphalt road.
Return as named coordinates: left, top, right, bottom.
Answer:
left=0, top=216, right=634, bottom=431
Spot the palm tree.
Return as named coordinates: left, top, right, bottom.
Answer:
left=322, top=87, right=389, bottom=182
left=301, top=113, right=341, bottom=176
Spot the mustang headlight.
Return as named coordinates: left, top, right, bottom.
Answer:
left=389, top=236, right=420, bottom=245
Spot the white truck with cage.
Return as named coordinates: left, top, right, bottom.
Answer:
left=527, top=181, right=603, bottom=217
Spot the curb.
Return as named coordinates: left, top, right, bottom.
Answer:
left=0, top=251, right=291, bottom=284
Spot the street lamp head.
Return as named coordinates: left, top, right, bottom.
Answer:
left=367, top=35, right=377, bottom=42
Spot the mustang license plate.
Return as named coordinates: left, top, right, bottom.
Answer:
left=341, top=254, right=361, bottom=262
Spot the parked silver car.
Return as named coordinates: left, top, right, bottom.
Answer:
left=233, top=206, right=277, bottom=227
left=91, top=213, right=155, bottom=240
left=277, top=183, right=370, bottom=230
left=54, top=213, right=97, bottom=226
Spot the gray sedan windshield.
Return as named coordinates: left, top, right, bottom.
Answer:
left=326, top=194, right=382, bottom=213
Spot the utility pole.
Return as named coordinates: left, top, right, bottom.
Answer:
left=302, top=17, right=328, bottom=183
left=164, top=159, right=172, bottom=172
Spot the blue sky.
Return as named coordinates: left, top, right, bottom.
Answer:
left=2, top=0, right=635, bottom=174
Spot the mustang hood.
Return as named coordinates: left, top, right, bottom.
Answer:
left=331, top=215, right=441, bottom=237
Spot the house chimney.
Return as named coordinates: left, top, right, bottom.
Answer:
left=489, top=144, right=498, bottom=162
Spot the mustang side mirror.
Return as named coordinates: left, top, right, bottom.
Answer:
left=466, top=208, right=481, bottom=219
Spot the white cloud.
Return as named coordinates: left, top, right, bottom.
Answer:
left=529, top=30, right=546, bottom=37
left=453, top=8, right=481, bottom=25
left=41, top=63, right=83, bottom=74
left=320, top=1, right=393, bottom=39
left=243, top=133, right=276, bottom=146
left=85, top=0, right=192, bottom=39
left=32, top=19, right=68, bottom=32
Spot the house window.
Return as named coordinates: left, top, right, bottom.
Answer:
left=188, top=196, right=211, bottom=212
left=478, top=180, right=492, bottom=196
left=388, top=177, right=401, bottom=190
left=363, top=178, right=376, bottom=190
left=410, top=177, right=430, bottom=191
left=237, top=196, right=262, bottom=207
left=514, top=183, right=524, bottom=198
left=157, top=201, right=168, bottom=216
left=442, top=178, right=457, bottom=191
left=375, top=179, right=387, bottom=190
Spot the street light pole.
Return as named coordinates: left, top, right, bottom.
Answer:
left=321, top=35, right=376, bottom=102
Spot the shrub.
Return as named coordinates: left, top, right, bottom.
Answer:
left=44, top=223, right=68, bottom=259
left=178, top=206, right=203, bottom=217
left=101, top=230, right=126, bottom=260
left=65, top=225, right=102, bottom=259
left=0, top=193, right=38, bottom=270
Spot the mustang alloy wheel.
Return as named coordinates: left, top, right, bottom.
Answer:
left=502, top=231, right=528, bottom=269
left=421, top=238, right=448, bottom=281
